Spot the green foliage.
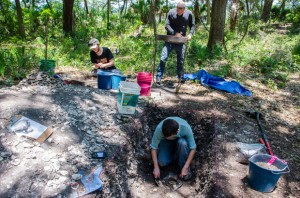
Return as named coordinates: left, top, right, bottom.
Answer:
left=210, top=63, right=232, bottom=77
left=286, top=6, right=300, bottom=24
left=1, top=0, right=300, bottom=91
left=39, top=8, right=53, bottom=24
left=271, top=6, right=291, bottom=21
left=113, top=33, right=154, bottom=73
left=0, top=47, right=38, bottom=80
left=208, top=44, right=224, bottom=59
left=292, top=40, right=300, bottom=71
left=229, top=27, right=299, bottom=88
left=131, top=0, right=152, bottom=24
left=293, top=40, right=300, bottom=55
left=265, top=78, right=278, bottom=91
left=185, top=32, right=209, bottom=70
left=0, top=0, right=17, bottom=40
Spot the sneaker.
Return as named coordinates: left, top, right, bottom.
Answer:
left=91, top=69, right=97, bottom=77
left=182, top=169, right=192, bottom=181
left=156, top=79, right=161, bottom=86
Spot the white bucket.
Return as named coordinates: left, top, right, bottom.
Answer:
left=117, top=81, right=141, bottom=114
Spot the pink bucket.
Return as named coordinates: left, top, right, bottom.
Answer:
left=139, top=84, right=151, bottom=96
left=137, top=72, right=152, bottom=82
left=137, top=72, right=152, bottom=96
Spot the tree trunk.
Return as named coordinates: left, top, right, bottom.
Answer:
left=239, top=0, right=250, bottom=44
left=261, top=0, right=273, bottom=23
left=207, top=0, right=227, bottom=51
left=107, top=0, right=110, bottom=29
left=194, top=0, right=200, bottom=24
left=159, top=10, right=162, bottom=23
left=21, top=0, right=29, bottom=8
left=0, top=2, right=6, bottom=20
left=46, top=0, right=53, bottom=12
left=30, top=0, right=38, bottom=33
left=279, top=0, right=285, bottom=12
left=15, top=0, right=26, bottom=38
left=251, top=0, right=261, bottom=13
left=120, top=0, right=127, bottom=14
left=84, top=0, right=89, bottom=15
left=229, top=0, right=239, bottom=32
left=63, top=0, right=75, bottom=33
left=206, top=0, right=211, bottom=25
left=156, top=0, right=161, bottom=23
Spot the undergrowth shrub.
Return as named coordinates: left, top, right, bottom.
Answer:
left=0, top=47, right=38, bottom=81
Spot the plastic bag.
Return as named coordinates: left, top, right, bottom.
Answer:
left=236, top=142, right=267, bottom=164
left=9, top=119, right=30, bottom=132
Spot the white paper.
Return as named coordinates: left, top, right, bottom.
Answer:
left=12, top=116, right=47, bottom=139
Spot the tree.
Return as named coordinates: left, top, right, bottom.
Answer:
left=107, top=0, right=111, bottom=29
left=229, top=0, right=239, bottom=32
left=261, top=0, right=273, bottom=22
left=46, top=0, right=52, bottom=12
left=137, top=0, right=150, bottom=24
left=63, top=0, right=75, bottom=33
left=120, top=0, right=128, bottom=15
left=279, top=0, right=286, bottom=12
left=84, top=0, right=89, bottom=15
left=0, top=0, right=16, bottom=37
left=194, top=0, right=200, bottom=24
left=31, top=0, right=35, bottom=9
left=207, top=0, right=227, bottom=52
left=15, top=0, right=26, bottom=38
left=206, top=0, right=211, bottom=25
left=22, top=0, right=30, bottom=8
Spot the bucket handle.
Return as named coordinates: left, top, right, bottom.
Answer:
left=271, top=166, right=290, bottom=174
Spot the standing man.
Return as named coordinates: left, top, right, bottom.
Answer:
left=150, top=117, right=196, bottom=180
left=88, top=38, right=117, bottom=76
left=156, top=1, right=195, bottom=85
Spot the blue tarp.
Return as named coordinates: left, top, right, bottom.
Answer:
left=183, top=69, right=252, bottom=96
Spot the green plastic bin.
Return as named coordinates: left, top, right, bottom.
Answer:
left=39, top=59, right=56, bottom=76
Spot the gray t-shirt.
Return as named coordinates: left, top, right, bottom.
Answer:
left=150, top=117, right=196, bottom=150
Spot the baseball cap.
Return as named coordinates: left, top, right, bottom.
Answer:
left=88, top=38, right=99, bottom=49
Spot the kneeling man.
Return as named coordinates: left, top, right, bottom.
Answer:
left=150, top=117, right=196, bottom=180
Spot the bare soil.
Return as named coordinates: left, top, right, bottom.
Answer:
left=255, top=162, right=280, bottom=171
left=0, top=68, right=299, bottom=198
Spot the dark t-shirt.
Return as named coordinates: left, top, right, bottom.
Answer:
left=90, top=47, right=116, bottom=70
left=165, top=8, right=195, bottom=36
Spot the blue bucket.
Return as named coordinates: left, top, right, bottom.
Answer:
left=248, top=154, right=289, bottom=193
left=111, top=74, right=127, bottom=90
left=97, top=71, right=113, bottom=90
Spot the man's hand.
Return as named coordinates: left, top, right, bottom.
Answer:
left=175, top=33, right=182, bottom=37
left=99, top=63, right=105, bottom=69
left=153, top=167, right=160, bottom=178
left=187, top=35, right=192, bottom=41
left=180, top=166, right=189, bottom=178
left=94, top=63, right=105, bottom=69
